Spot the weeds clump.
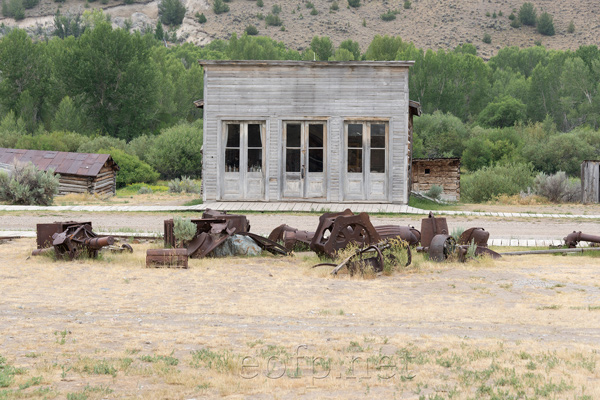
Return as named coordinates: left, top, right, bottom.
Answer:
left=168, top=176, right=201, bottom=194
left=137, top=186, right=153, bottom=194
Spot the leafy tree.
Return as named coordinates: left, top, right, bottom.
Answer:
left=330, top=48, right=354, bottom=61
left=158, top=0, right=186, bottom=25
left=365, top=35, right=405, bottom=60
left=155, top=20, right=164, bottom=40
left=0, top=111, right=27, bottom=148
left=310, top=36, right=333, bottom=61
left=55, top=19, right=160, bottom=140
left=413, top=111, right=470, bottom=157
left=518, top=2, right=536, bottom=26
left=51, top=96, right=89, bottom=134
left=0, top=29, right=50, bottom=130
left=213, top=0, right=229, bottom=14
left=127, top=134, right=156, bottom=163
left=77, top=136, right=128, bottom=153
left=339, top=39, right=360, bottom=60
left=477, top=96, right=526, bottom=128
left=537, top=12, right=555, bottom=36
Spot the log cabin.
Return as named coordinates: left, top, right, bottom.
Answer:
left=0, top=148, right=119, bottom=196
left=411, top=157, right=461, bottom=201
left=199, top=60, right=418, bottom=204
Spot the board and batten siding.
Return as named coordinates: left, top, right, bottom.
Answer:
left=581, top=160, right=600, bottom=203
left=200, top=60, right=413, bottom=204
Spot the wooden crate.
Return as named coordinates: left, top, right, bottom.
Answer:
left=146, top=248, right=188, bottom=268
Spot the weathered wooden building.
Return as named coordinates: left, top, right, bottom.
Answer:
left=581, top=160, right=599, bottom=203
left=199, top=60, right=417, bottom=204
left=411, top=158, right=461, bottom=201
left=0, top=148, right=119, bottom=196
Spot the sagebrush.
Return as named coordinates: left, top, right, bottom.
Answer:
left=0, top=162, right=59, bottom=206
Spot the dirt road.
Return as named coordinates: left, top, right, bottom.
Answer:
left=0, top=210, right=597, bottom=240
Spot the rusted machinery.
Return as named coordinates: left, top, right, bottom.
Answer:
left=146, top=248, right=188, bottom=268
left=152, top=211, right=288, bottom=267
left=419, top=213, right=501, bottom=262
left=564, top=231, right=600, bottom=248
left=32, top=222, right=125, bottom=259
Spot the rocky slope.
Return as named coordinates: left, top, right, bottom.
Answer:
left=2, top=0, right=599, bottom=57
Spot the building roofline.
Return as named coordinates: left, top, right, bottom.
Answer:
left=198, top=60, right=415, bottom=68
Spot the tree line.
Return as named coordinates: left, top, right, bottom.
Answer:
left=1, top=13, right=600, bottom=191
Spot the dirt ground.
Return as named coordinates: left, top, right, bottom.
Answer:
left=0, top=238, right=599, bottom=398
left=1, top=210, right=599, bottom=241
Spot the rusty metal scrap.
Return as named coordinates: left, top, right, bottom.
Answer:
left=32, top=222, right=116, bottom=259
left=146, top=248, right=188, bottom=268
left=564, top=231, right=600, bottom=248
left=310, top=210, right=381, bottom=258
left=268, top=224, right=314, bottom=250
left=203, top=209, right=250, bottom=233
left=375, top=225, right=421, bottom=246
left=458, top=227, right=490, bottom=247
left=420, top=212, right=449, bottom=248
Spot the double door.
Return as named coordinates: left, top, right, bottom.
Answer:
left=283, top=121, right=326, bottom=199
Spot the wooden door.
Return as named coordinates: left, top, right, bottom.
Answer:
left=222, top=122, right=265, bottom=200
left=344, top=121, right=388, bottom=201
left=283, top=121, right=327, bottom=199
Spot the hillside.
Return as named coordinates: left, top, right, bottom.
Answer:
left=1, top=0, right=599, bottom=58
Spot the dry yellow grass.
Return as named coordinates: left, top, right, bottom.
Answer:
left=1, top=238, right=599, bottom=399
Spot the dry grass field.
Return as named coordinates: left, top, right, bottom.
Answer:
left=1, top=237, right=599, bottom=399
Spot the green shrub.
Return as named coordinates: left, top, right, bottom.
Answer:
left=127, top=135, right=156, bottom=163
left=510, top=18, right=522, bottom=28
left=347, top=0, right=359, bottom=7
left=168, top=176, right=201, bottom=193
left=195, top=12, right=206, bottom=23
left=305, top=1, right=313, bottom=8
left=99, top=147, right=159, bottom=187
left=256, top=0, right=263, bottom=7
left=148, top=122, right=203, bottom=179
left=508, top=12, right=515, bottom=20
left=0, top=111, right=27, bottom=148
left=425, top=184, right=443, bottom=200
left=78, top=136, right=128, bottom=154
left=137, top=186, right=153, bottom=194
left=245, top=25, right=258, bottom=35
left=534, top=171, right=581, bottom=203
left=567, top=20, right=575, bottom=33
left=265, top=13, right=282, bottom=26
left=173, top=216, right=197, bottom=246
left=22, top=0, right=38, bottom=9
left=330, top=1, right=338, bottom=11
left=537, top=12, right=555, bottom=36
left=461, top=162, right=535, bottom=203
left=16, top=131, right=88, bottom=153
left=0, top=162, right=59, bottom=206
left=158, top=0, right=186, bottom=25
left=482, top=33, right=491, bottom=44
left=271, top=4, right=281, bottom=14
left=518, top=2, right=536, bottom=26
left=310, top=7, right=318, bottom=15
left=3, top=0, right=25, bottom=20
left=403, top=0, right=411, bottom=9
left=213, top=0, right=229, bottom=14
left=380, top=10, right=396, bottom=21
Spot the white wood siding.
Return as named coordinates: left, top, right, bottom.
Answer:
left=202, top=62, right=411, bottom=204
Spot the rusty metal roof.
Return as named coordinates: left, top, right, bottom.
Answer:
left=0, top=148, right=119, bottom=177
